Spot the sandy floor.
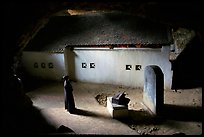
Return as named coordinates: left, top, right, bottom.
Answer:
left=26, top=81, right=202, bottom=135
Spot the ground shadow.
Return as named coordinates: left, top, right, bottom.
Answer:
left=71, top=108, right=110, bottom=119
left=56, top=125, right=75, bottom=134
left=2, top=105, right=57, bottom=135
left=161, top=104, right=202, bottom=122
left=117, top=109, right=161, bottom=126
left=71, top=108, right=99, bottom=116
left=117, top=103, right=202, bottom=127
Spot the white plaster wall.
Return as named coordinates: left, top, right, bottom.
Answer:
left=66, top=46, right=172, bottom=89
left=22, top=51, right=65, bottom=80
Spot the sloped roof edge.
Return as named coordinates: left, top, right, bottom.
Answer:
left=24, top=12, right=173, bottom=52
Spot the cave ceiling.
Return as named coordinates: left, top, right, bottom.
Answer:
left=2, top=1, right=203, bottom=51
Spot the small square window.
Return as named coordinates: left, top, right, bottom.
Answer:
left=82, top=63, right=87, bottom=68
left=41, top=63, right=46, bottom=68
left=135, top=65, right=142, bottom=70
left=90, top=63, right=95, bottom=68
left=48, top=63, right=54, bottom=68
left=34, top=62, right=38, bottom=68
left=126, top=65, right=132, bottom=70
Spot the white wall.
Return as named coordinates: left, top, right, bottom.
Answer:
left=22, top=51, right=65, bottom=81
left=65, top=47, right=172, bottom=89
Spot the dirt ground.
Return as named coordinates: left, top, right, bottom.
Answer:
left=26, top=81, right=202, bottom=135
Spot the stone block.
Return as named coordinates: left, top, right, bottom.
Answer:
left=107, top=97, right=128, bottom=118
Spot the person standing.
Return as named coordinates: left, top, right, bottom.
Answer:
left=63, top=75, right=76, bottom=114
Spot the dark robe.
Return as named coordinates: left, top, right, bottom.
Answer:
left=64, top=79, right=75, bottom=113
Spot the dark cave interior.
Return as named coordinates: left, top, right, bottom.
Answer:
left=2, top=1, right=203, bottom=135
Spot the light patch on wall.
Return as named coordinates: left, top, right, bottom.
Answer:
left=65, top=47, right=172, bottom=89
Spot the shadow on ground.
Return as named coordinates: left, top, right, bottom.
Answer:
left=161, top=104, right=202, bottom=122
left=2, top=105, right=56, bottom=135
left=70, top=108, right=100, bottom=116
left=117, top=104, right=202, bottom=127
left=2, top=104, right=78, bottom=135
left=115, top=105, right=202, bottom=135
left=68, top=108, right=111, bottom=120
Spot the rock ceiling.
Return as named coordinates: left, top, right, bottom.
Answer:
left=2, top=1, right=203, bottom=52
